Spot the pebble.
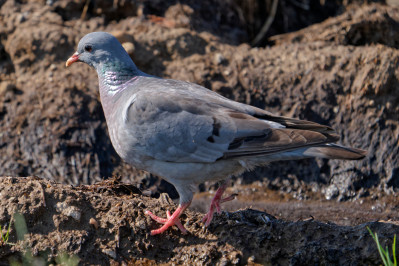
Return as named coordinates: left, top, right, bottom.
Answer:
left=102, top=249, right=117, bottom=259
left=248, top=255, right=255, bottom=263
left=122, top=42, right=135, bottom=55
left=55, top=202, right=81, bottom=221
left=0, top=82, right=15, bottom=96
left=136, top=220, right=146, bottom=230
left=89, top=218, right=99, bottom=229
left=214, top=53, right=225, bottom=65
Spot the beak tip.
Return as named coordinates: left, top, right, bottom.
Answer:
left=66, top=53, right=79, bottom=67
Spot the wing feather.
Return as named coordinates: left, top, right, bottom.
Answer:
left=123, top=78, right=340, bottom=163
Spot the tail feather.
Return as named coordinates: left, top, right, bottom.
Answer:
left=302, top=143, right=367, bottom=160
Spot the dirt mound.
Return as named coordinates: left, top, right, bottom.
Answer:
left=1, top=176, right=398, bottom=265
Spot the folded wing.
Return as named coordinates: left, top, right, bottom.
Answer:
left=125, top=80, right=364, bottom=163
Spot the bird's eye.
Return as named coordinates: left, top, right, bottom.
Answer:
left=84, top=45, right=92, bottom=52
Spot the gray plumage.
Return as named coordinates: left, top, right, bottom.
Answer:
left=67, top=32, right=366, bottom=231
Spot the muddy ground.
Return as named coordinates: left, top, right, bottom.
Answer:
left=0, top=0, right=399, bottom=265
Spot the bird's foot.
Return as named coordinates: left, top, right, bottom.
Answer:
left=145, top=202, right=190, bottom=235
left=202, top=183, right=237, bottom=226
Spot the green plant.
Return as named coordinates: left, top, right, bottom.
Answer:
left=367, top=226, right=397, bottom=266
left=0, top=219, right=13, bottom=245
left=9, top=212, right=79, bottom=266
left=9, top=212, right=38, bottom=266
left=56, top=252, right=80, bottom=266
left=13, top=212, right=28, bottom=242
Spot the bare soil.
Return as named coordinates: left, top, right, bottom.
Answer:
left=0, top=0, right=398, bottom=265
left=1, top=176, right=399, bottom=265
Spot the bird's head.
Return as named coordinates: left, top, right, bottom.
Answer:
left=66, top=32, right=133, bottom=71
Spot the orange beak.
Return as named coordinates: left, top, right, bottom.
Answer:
left=66, top=52, right=80, bottom=67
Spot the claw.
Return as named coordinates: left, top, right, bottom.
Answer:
left=202, top=183, right=236, bottom=226
left=145, top=202, right=191, bottom=235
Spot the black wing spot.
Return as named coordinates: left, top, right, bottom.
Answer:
left=228, top=138, right=244, bottom=150
left=212, top=117, right=221, bottom=137
left=227, top=131, right=271, bottom=150
left=228, top=111, right=249, bottom=119
left=206, top=118, right=222, bottom=144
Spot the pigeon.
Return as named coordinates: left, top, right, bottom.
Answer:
left=66, top=32, right=367, bottom=235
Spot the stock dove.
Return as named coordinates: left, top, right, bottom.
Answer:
left=66, top=32, right=366, bottom=235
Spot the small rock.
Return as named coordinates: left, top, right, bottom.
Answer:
left=136, top=220, right=146, bottom=230
left=333, top=106, right=339, bottom=113
left=153, top=49, right=160, bottom=56
left=89, top=218, right=99, bottom=229
left=214, top=53, right=225, bottom=65
left=223, top=69, right=232, bottom=76
left=102, top=249, right=117, bottom=259
left=122, top=42, right=135, bottom=55
left=55, top=202, right=81, bottom=221
left=324, top=185, right=339, bottom=200
left=50, top=64, right=57, bottom=71
left=0, top=82, right=15, bottom=96
left=247, top=255, right=255, bottom=263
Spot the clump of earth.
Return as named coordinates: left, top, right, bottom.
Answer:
left=0, top=0, right=398, bottom=264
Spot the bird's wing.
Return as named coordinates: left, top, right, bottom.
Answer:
left=124, top=79, right=338, bottom=163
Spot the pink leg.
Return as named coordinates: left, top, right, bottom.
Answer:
left=145, top=201, right=191, bottom=235
left=202, top=182, right=237, bottom=226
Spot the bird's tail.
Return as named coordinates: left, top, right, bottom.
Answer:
left=302, top=143, right=367, bottom=160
